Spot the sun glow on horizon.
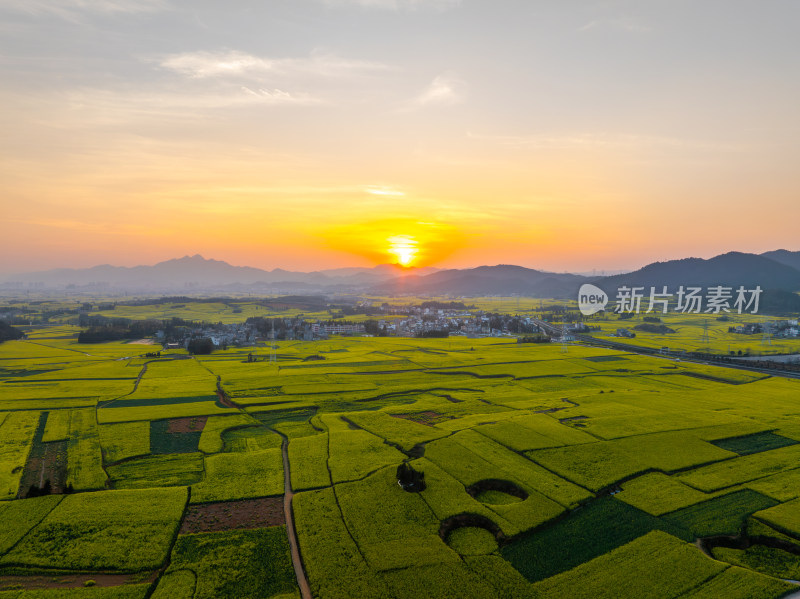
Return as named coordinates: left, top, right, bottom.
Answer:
left=316, top=218, right=470, bottom=269
left=387, top=235, right=418, bottom=266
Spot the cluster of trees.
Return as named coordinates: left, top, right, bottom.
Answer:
left=0, top=320, right=24, bottom=342
left=76, top=314, right=201, bottom=344
left=517, top=334, right=551, bottom=344
left=339, top=300, right=470, bottom=318
left=418, top=301, right=470, bottom=310
left=187, top=338, right=214, bottom=355
left=363, top=319, right=388, bottom=336
left=634, top=323, right=676, bottom=334
left=338, top=305, right=382, bottom=317
left=125, top=296, right=230, bottom=306
left=501, top=316, right=540, bottom=334
left=77, top=318, right=160, bottom=343
left=397, top=463, right=426, bottom=492
left=246, top=316, right=307, bottom=340
left=535, top=306, right=586, bottom=323
left=415, top=330, right=449, bottom=338
left=1, top=305, right=36, bottom=319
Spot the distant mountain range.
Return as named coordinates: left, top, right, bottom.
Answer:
left=372, top=265, right=587, bottom=298
left=1, top=255, right=439, bottom=291
left=598, top=252, right=800, bottom=291
left=2, top=250, right=800, bottom=298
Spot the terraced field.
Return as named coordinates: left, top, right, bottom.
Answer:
left=2, top=319, right=800, bottom=597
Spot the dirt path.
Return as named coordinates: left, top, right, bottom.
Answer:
left=96, top=362, right=149, bottom=409
left=277, top=433, right=312, bottom=599
left=215, top=384, right=240, bottom=409
left=215, top=377, right=311, bottom=599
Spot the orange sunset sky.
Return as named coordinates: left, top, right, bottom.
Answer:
left=1, top=1, right=798, bottom=275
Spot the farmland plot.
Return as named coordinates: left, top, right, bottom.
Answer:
left=65, top=408, right=107, bottom=491
left=327, top=429, right=405, bottom=484
left=0, top=411, right=40, bottom=500
left=529, top=531, right=727, bottom=599
left=161, top=528, right=298, bottom=599
left=6, top=321, right=800, bottom=596
left=0, top=495, right=63, bottom=555
left=288, top=433, right=331, bottom=491
left=0, top=487, right=187, bottom=572
left=335, top=466, right=459, bottom=572
left=191, top=447, right=283, bottom=503
left=294, top=487, right=391, bottom=599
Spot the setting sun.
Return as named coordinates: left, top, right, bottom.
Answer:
left=387, top=235, right=418, bottom=266
left=316, top=219, right=467, bottom=269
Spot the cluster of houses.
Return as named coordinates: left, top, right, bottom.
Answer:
left=157, top=306, right=563, bottom=349
left=159, top=323, right=256, bottom=350
left=730, top=320, right=800, bottom=338
left=385, top=309, right=547, bottom=338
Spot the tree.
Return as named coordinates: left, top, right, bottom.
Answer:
left=187, top=337, right=214, bottom=355
left=397, top=462, right=426, bottom=492
left=0, top=320, right=24, bottom=343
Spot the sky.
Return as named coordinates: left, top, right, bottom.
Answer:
left=1, top=0, right=799, bottom=275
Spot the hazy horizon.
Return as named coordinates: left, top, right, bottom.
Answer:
left=1, top=247, right=797, bottom=280
left=2, top=1, right=799, bottom=275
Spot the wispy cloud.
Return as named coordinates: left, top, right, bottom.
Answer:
left=321, top=0, right=461, bottom=11
left=410, top=73, right=464, bottom=108
left=364, top=186, right=405, bottom=197
left=240, top=87, right=322, bottom=106
left=579, top=16, right=651, bottom=34
left=59, top=85, right=322, bottom=124
left=159, top=50, right=389, bottom=80
left=465, top=131, right=745, bottom=153
left=1, top=0, right=167, bottom=18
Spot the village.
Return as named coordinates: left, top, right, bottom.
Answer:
left=160, top=303, right=566, bottom=351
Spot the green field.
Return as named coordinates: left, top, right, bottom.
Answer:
left=3, top=306, right=800, bottom=597
left=583, top=309, right=800, bottom=357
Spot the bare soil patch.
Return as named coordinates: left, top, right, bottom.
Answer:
left=17, top=413, right=68, bottom=499
left=180, top=497, right=285, bottom=534
left=18, top=440, right=68, bottom=497
left=0, top=572, right=157, bottom=592
left=167, top=416, right=207, bottom=434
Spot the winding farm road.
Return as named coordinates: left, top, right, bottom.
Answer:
left=213, top=380, right=312, bottom=598
left=279, top=435, right=312, bottom=599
